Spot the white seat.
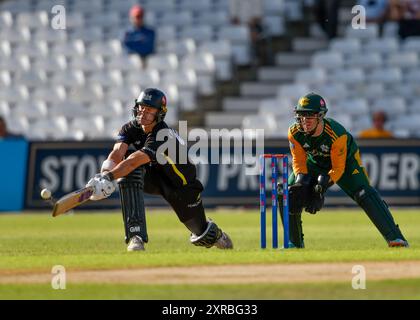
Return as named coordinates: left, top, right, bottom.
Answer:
left=144, top=0, right=177, bottom=11
left=50, top=70, right=85, bottom=87
left=86, top=13, right=120, bottom=28
left=197, top=11, right=229, bottom=27
left=295, top=68, right=326, bottom=85
left=50, top=101, right=91, bottom=118
left=15, top=70, right=48, bottom=88
left=67, top=84, right=104, bottom=105
left=0, top=27, right=31, bottom=43
left=312, top=52, right=343, bottom=69
left=33, top=29, right=67, bottom=43
left=70, top=27, right=103, bottom=42
left=386, top=52, right=418, bottom=69
left=330, top=68, right=365, bottom=85
left=352, top=116, right=372, bottom=133
left=242, top=114, right=278, bottom=133
left=33, top=86, right=66, bottom=103
left=263, top=15, right=286, bottom=36
left=162, top=69, right=198, bottom=111
left=0, top=102, right=11, bottom=117
left=402, top=37, right=420, bottom=52
left=371, top=97, right=406, bottom=116
left=89, top=40, right=123, bottom=58
left=51, top=40, right=86, bottom=57
left=0, top=71, right=12, bottom=86
left=345, top=23, right=379, bottom=39
left=107, top=54, right=142, bottom=72
left=181, top=53, right=216, bottom=95
left=179, top=0, right=212, bottom=11
left=407, top=101, right=420, bottom=114
left=334, top=98, right=369, bottom=117
left=331, top=114, right=353, bottom=131
left=13, top=101, right=48, bottom=120
left=198, top=40, right=233, bottom=80
left=277, top=84, right=310, bottom=100
left=160, top=11, right=193, bottom=27
left=364, top=38, right=399, bottom=55
left=5, top=116, right=30, bottom=135
left=163, top=38, right=196, bottom=57
left=89, top=70, right=124, bottom=87
left=15, top=41, right=49, bottom=59
left=65, top=13, right=85, bottom=28
left=70, top=55, right=104, bottom=72
left=0, top=40, right=12, bottom=57
left=16, top=11, right=49, bottom=29
left=126, top=69, right=160, bottom=87
left=156, top=26, right=177, bottom=45
left=312, top=83, right=347, bottom=102
left=330, top=38, right=361, bottom=55
left=344, top=52, right=382, bottom=69
left=106, top=84, right=141, bottom=102
left=90, top=100, right=125, bottom=119
left=147, top=54, right=178, bottom=72
left=355, top=83, right=385, bottom=99
left=389, top=115, right=420, bottom=132
left=367, top=67, right=402, bottom=84
left=404, top=68, right=420, bottom=82
left=218, top=26, right=251, bottom=65
left=263, top=0, right=285, bottom=14
left=0, top=86, right=29, bottom=104
left=179, top=25, right=213, bottom=43
left=33, top=55, right=67, bottom=73
left=30, top=117, right=69, bottom=140
left=382, top=22, right=399, bottom=38
left=0, top=55, right=30, bottom=72
left=70, top=116, right=105, bottom=140
left=258, top=97, right=294, bottom=116
left=0, top=11, right=13, bottom=28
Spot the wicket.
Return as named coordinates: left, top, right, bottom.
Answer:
left=259, top=154, right=290, bottom=249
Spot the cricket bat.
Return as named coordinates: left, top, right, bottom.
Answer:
left=52, top=186, right=95, bottom=217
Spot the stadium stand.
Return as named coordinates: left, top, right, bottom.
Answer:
left=0, top=0, right=419, bottom=140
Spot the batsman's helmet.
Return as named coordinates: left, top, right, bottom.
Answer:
left=133, top=88, right=167, bottom=123
left=294, top=92, right=328, bottom=115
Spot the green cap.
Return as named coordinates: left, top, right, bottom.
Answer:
left=295, top=92, right=328, bottom=113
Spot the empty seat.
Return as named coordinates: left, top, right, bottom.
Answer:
left=65, top=13, right=85, bottom=28
left=263, top=15, right=286, bottom=36
left=0, top=11, right=13, bottom=28
left=218, top=25, right=251, bottom=65
left=51, top=39, right=86, bottom=57
left=0, top=27, right=31, bottom=43
left=179, top=25, right=213, bottom=43
left=258, top=97, right=294, bottom=116
left=51, top=70, right=85, bottom=87
left=163, top=38, right=196, bottom=57
left=330, top=68, right=365, bottom=85
left=86, top=12, right=120, bottom=28
left=33, top=86, right=66, bottom=103
left=89, top=40, right=123, bottom=58
left=160, top=11, right=193, bottom=27
left=277, top=83, right=310, bottom=100
left=70, top=55, right=104, bottom=72
left=106, top=84, right=141, bottom=102
left=0, top=71, right=12, bottom=86
left=126, top=69, right=160, bottom=87
left=312, top=52, right=344, bottom=69
left=0, top=86, right=29, bottom=104
left=156, top=26, right=177, bottom=45
left=371, top=97, right=406, bottom=116
left=355, top=83, right=385, bottom=99
left=181, top=53, right=216, bottom=95
left=90, top=100, right=125, bottom=119
left=30, top=117, right=69, bottom=140
left=16, top=11, right=49, bottom=28
left=198, top=40, right=233, bottom=80
left=0, top=56, right=30, bottom=72
left=197, top=11, right=229, bottom=27
left=242, top=114, right=278, bottom=132
left=389, top=114, right=420, bottom=132
left=50, top=101, right=91, bottom=118
left=162, top=69, right=198, bottom=110
left=179, top=0, right=212, bottom=11
left=330, top=38, right=361, bottom=54
left=70, top=27, right=103, bottom=42
left=147, top=54, right=178, bottom=72
left=89, top=70, right=124, bottom=87
left=367, top=67, right=402, bottom=84
left=332, top=114, right=353, bottom=131
left=404, top=68, right=420, bottom=82
left=402, top=37, right=420, bottom=52
left=345, top=23, right=379, bottom=39
left=33, top=29, right=67, bottom=43
left=15, top=70, right=48, bottom=88
left=144, top=0, right=177, bottom=11
left=13, top=101, right=48, bottom=120
left=335, top=98, right=369, bottom=117
left=344, top=52, right=382, bottom=69
left=70, top=116, right=105, bottom=140
left=364, top=38, right=399, bottom=54
left=67, top=84, right=104, bottom=105
left=386, top=52, right=418, bottom=68
left=107, top=54, right=142, bottom=72
left=295, top=68, right=326, bottom=85
left=32, top=55, right=67, bottom=73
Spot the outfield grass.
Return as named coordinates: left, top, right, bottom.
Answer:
left=0, top=208, right=419, bottom=299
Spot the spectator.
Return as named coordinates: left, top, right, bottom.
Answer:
left=122, top=5, right=155, bottom=59
left=229, top=0, right=270, bottom=65
left=358, top=111, right=394, bottom=138
left=358, top=0, right=390, bottom=34
left=314, top=0, right=341, bottom=39
left=389, top=0, right=420, bottom=39
left=0, top=116, right=24, bottom=139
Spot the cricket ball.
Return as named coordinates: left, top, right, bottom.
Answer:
left=40, top=188, right=52, bottom=200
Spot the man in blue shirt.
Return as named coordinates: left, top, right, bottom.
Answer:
left=122, top=5, right=156, bottom=59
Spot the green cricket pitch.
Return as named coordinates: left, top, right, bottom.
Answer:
left=1, top=208, right=419, bottom=299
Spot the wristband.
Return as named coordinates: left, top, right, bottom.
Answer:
left=101, top=159, right=116, bottom=172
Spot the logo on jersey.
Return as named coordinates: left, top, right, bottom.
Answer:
left=320, top=144, right=329, bottom=153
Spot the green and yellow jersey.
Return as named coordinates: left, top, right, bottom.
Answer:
left=288, top=118, right=360, bottom=183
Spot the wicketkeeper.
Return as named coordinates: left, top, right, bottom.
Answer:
left=85, top=88, right=233, bottom=251
left=279, top=92, right=409, bottom=248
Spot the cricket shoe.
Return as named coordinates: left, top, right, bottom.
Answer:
left=127, top=235, right=145, bottom=251
left=388, top=239, right=409, bottom=248
left=214, top=231, right=233, bottom=249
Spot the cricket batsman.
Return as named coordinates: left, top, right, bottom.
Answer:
left=281, top=92, right=409, bottom=248
left=85, top=88, right=233, bottom=251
